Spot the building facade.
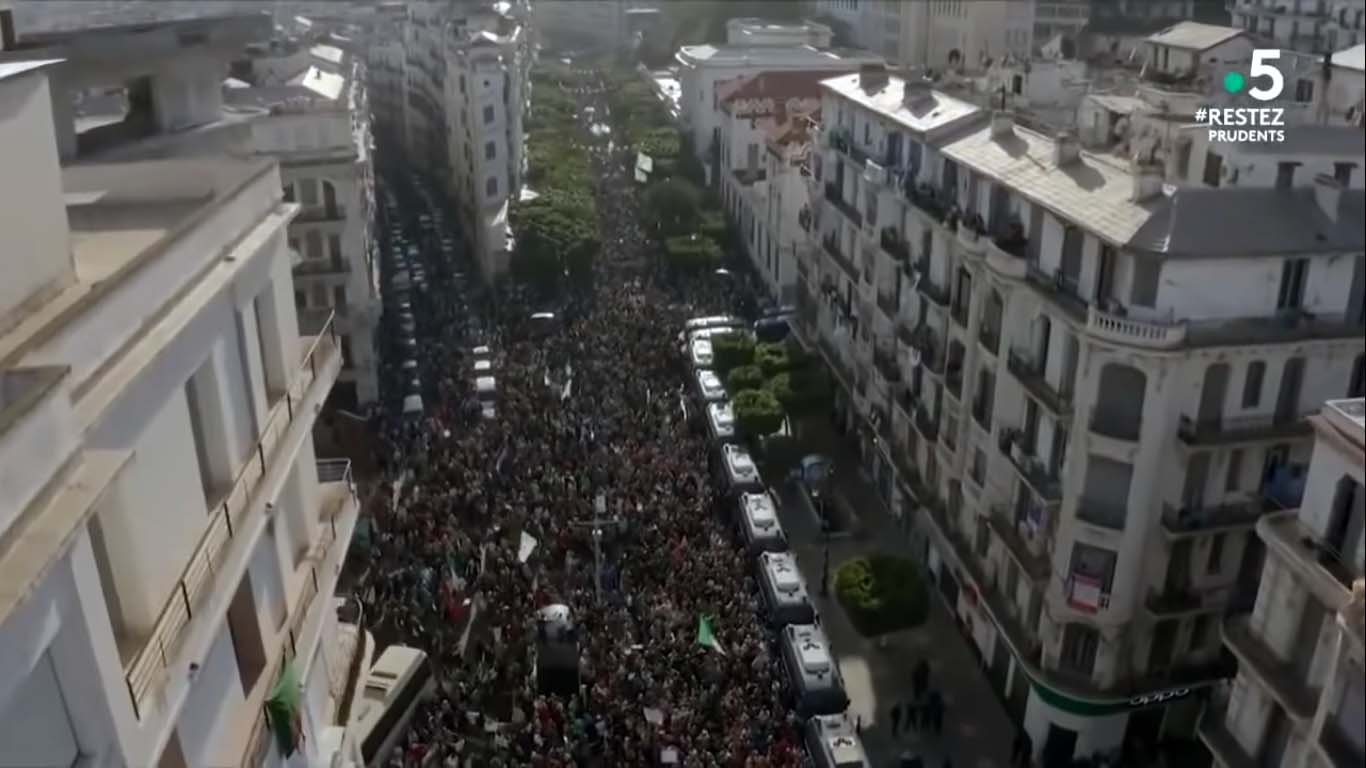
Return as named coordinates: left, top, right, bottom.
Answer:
left=800, top=67, right=1365, bottom=764
left=0, top=61, right=364, bottom=768
left=231, top=47, right=381, bottom=410
left=1200, top=398, right=1365, bottom=768
left=1229, top=0, right=1365, bottom=53
left=717, top=70, right=825, bottom=305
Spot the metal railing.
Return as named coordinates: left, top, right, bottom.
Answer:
left=293, top=255, right=350, bottom=276
left=123, top=314, right=338, bottom=720
left=1177, top=411, right=1313, bottom=445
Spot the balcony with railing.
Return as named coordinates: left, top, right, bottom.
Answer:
left=1221, top=616, right=1320, bottom=722
left=1090, top=406, right=1141, bottom=443
left=906, top=324, right=944, bottom=374
left=913, top=259, right=952, bottom=308
left=902, top=180, right=953, bottom=225
left=879, top=226, right=910, bottom=263
left=822, top=232, right=860, bottom=281
left=999, top=428, right=1063, bottom=503
left=1086, top=306, right=1187, bottom=350
left=956, top=212, right=988, bottom=254
left=950, top=296, right=970, bottom=329
left=294, top=204, right=346, bottom=223
left=1160, top=496, right=1282, bottom=539
left=985, top=226, right=1029, bottom=280
left=1144, top=585, right=1204, bottom=617
left=1006, top=350, right=1073, bottom=416
left=914, top=402, right=940, bottom=442
left=293, top=254, right=350, bottom=276
left=873, top=346, right=902, bottom=384
left=824, top=183, right=862, bottom=227
left=1259, top=511, right=1360, bottom=600
left=1197, top=697, right=1257, bottom=768
left=876, top=289, right=898, bottom=319
left=122, top=316, right=341, bottom=721
left=1178, top=411, right=1314, bottom=446
left=987, top=506, right=1052, bottom=581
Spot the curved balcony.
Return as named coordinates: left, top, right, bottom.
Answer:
left=956, top=217, right=988, bottom=257
left=985, top=236, right=1028, bottom=280
left=1086, top=306, right=1186, bottom=350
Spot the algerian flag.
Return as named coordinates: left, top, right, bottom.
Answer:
left=265, top=658, right=304, bottom=756
left=696, top=614, right=726, bottom=655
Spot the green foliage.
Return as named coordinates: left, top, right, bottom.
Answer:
left=512, top=63, right=602, bottom=287
left=699, top=209, right=728, bottom=241
left=767, top=366, right=831, bottom=417
left=644, top=179, right=703, bottom=237
left=733, top=388, right=785, bottom=438
left=726, top=364, right=766, bottom=394
left=662, top=235, right=722, bottom=271
left=834, top=555, right=929, bottom=637
left=755, top=343, right=793, bottom=377
left=710, top=333, right=756, bottom=374
left=638, top=127, right=681, bottom=158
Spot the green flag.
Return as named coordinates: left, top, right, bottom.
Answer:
left=696, top=614, right=726, bottom=655
left=265, top=658, right=304, bottom=756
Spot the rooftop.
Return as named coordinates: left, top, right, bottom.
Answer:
left=721, top=69, right=825, bottom=114
left=1086, top=93, right=1149, bottom=115
left=677, top=43, right=877, bottom=67
left=1331, top=42, right=1365, bottom=72
left=310, top=43, right=345, bottom=66
left=1324, top=399, right=1365, bottom=449
left=0, top=13, right=271, bottom=61
left=1146, top=21, right=1245, bottom=52
left=0, top=59, right=62, bottom=83
left=0, top=156, right=275, bottom=370
left=821, top=72, right=983, bottom=138
left=1129, top=186, right=1366, bottom=258
left=939, top=121, right=1158, bottom=246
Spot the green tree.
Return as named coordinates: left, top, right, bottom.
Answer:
left=644, top=178, right=703, bottom=237
left=711, top=333, right=756, bottom=374
left=727, top=364, right=766, bottom=393
left=733, top=389, right=785, bottom=438
left=755, top=343, right=794, bottom=377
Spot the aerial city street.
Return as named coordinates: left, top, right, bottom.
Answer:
left=0, top=1, right=1363, bottom=768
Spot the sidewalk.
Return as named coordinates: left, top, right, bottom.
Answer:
left=776, top=439, right=1015, bottom=768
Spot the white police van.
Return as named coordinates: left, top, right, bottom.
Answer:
left=705, top=400, right=737, bottom=445
left=758, top=551, right=816, bottom=628
left=715, top=443, right=764, bottom=497
left=803, top=713, right=871, bottom=768
left=780, top=623, right=849, bottom=718
left=736, top=490, right=787, bottom=554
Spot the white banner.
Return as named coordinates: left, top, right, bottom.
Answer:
left=518, top=531, right=538, bottom=563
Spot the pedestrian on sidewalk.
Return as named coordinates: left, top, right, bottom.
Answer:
left=1011, top=729, right=1033, bottom=767
left=926, top=689, right=945, bottom=737
left=820, top=546, right=831, bottom=597
left=912, top=659, right=931, bottom=700
left=891, top=701, right=903, bottom=737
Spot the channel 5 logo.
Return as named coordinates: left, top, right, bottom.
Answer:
left=1223, top=49, right=1285, bottom=102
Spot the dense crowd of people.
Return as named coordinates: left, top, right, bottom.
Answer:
left=353, top=67, right=796, bottom=768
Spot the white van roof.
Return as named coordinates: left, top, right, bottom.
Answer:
left=475, top=376, right=496, bottom=393
left=402, top=394, right=423, bottom=413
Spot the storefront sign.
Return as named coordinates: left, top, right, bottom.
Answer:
left=1127, top=688, right=1191, bottom=708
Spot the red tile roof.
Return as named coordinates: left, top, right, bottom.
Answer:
left=719, top=70, right=833, bottom=116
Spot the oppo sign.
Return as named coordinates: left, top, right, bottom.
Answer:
left=1128, top=688, right=1191, bottom=708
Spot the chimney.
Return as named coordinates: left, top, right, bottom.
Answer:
left=1053, top=131, right=1081, bottom=166
left=902, top=75, right=933, bottom=108
left=990, top=110, right=1014, bottom=138
left=1129, top=160, right=1164, bottom=202
left=859, top=62, right=888, bottom=90
left=1313, top=172, right=1344, bottom=222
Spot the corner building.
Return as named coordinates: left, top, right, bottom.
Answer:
left=800, top=67, right=1366, bottom=764
left=0, top=61, right=364, bottom=768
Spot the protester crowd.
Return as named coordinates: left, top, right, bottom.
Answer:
left=352, top=68, right=796, bottom=768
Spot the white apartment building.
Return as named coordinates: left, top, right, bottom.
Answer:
left=1230, top=0, right=1365, bottom=53
left=801, top=67, right=1366, bottom=765
left=1034, top=0, right=1091, bottom=46
left=717, top=70, right=825, bottom=305
left=371, top=0, right=529, bottom=281
left=919, top=0, right=1036, bottom=74
left=444, top=5, right=530, bottom=280
left=1322, top=42, right=1365, bottom=123
left=0, top=61, right=365, bottom=768
left=1200, top=397, right=1365, bottom=768
left=675, top=43, right=880, bottom=183
left=229, top=48, right=381, bottom=409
